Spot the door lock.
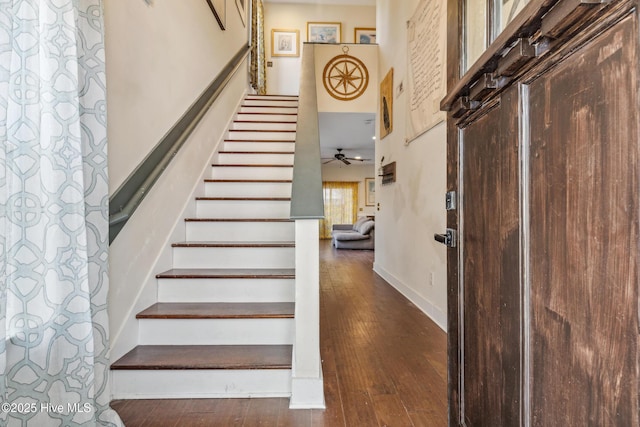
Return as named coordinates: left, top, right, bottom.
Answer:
left=434, top=228, right=457, bottom=248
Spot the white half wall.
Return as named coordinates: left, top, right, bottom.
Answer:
left=263, top=2, right=376, bottom=95
left=373, top=0, right=447, bottom=331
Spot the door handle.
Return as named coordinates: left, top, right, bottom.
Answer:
left=434, top=228, right=457, bottom=248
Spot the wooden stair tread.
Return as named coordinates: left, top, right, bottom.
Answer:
left=111, top=345, right=293, bottom=370
left=195, top=197, right=291, bottom=201
left=184, top=218, right=294, bottom=222
left=156, top=268, right=295, bottom=279
left=237, top=112, right=298, bottom=116
left=233, top=121, right=296, bottom=125
left=171, top=241, right=295, bottom=248
left=204, top=179, right=292, bottom=183
left=211, top=164, right=293, bottom=167
left=229, top=129, right=296, bottom=133
left=137, top=302, right=294, bottom=319
left=218, top=151, right=295, bottom=154
left=224, top=139, right=295, bottom=143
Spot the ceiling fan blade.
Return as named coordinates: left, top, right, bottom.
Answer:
left=323, top=159, right=336, bottom=164
left=344, top=157, right=371, bottom=162
left=341, top=159, right=351, bottom=165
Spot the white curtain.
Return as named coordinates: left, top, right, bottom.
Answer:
left=0, top=1, right=122, bottom=425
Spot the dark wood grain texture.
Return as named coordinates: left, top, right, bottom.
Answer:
left=111, top=242, right=447, bottom=426
left=111, top=345, right=292, bottom=370
left=461, top=86, right=521, bottom=425
left=528, top=13, right=639, bottom=426
left=136, top=302, right=294, bottom=319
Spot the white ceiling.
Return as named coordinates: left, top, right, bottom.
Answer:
left=319, top=112, right=376, bottom=164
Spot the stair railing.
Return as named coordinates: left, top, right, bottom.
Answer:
left=109, top=45, right=250, bottom=244
left=289, top=43, right=325, bottom=409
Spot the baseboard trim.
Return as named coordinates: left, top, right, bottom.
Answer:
left=289, top=375, right=326, bottom=409
left=373, top=263, right=447, bottom=331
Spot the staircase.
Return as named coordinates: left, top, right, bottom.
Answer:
left=111, top=95, right=300, bottom=399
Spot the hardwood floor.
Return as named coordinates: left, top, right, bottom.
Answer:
left=111, top=241, right=447, bottom=426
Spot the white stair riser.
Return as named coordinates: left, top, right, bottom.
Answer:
left=210, top=166, right=293, bottom=181
left=223, top=141, right=295, bottom=152
left=157, top=278, right=295, bottom=303
left=239, top=106, right=298, bottom=114
left=196, top=199, right=290, bottom=218
left=243, top=100, right=298, bottom=107
left=227, top=131, right=296, bottom=141
left=111, top=369, right=291, bottom=399
left=173, top=247, right=295, bottom=269
left=232, top=121, right=297, bottom=131
left=236, top=113, right=297, bottom=122
left=186, top=221, right=295, bottom=241
left=246, top=95, right=298, bottom=101
left=204, top=181, right=291, bottom=198
left=138, top=318, right=294, bottom=345
left=217, top=153, right=294, bottom=165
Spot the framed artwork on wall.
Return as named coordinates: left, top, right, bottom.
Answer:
left=235, top=0, right=246, bottom=26
left=354, top=27, right=376, bottom=44
left=271, top=29, right=300, bottom=57
left=307, top=22, right=341, bottom=43
left=365, top=178, right=375, bottom=206
left=380, top=68, right=394, bottom=139
left=205, top=0, right=226, bottom=30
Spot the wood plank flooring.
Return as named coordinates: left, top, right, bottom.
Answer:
left=111, top=241, right=447, bottom=426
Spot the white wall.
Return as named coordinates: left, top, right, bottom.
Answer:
left=105, top=0, right=249, bottom=191
left=263, top=2, right=376, bottom=94
left=105, top=0, right=250, bottom=360
left=373, top=0, right=447, bottom=330
left=322, top=163, right=376, bottom=217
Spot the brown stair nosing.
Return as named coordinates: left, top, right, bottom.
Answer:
left=195, top=197, right=291, bottom=201
left=233, top=120, right=297, bottom=124
left=111, top=345, right=293, bottom=370
left=245, top=94, right=298, bottom=98
left=229, top=129, right=296, bottom=133
left=204, top=179, right=292, bottom=183
left=211, top=164, right=293, bottom=168
left=218, top=151, right=295, bottom=155
left=155, top=268, right=295, bottom=279
left=171, top=241, right=295, bottom=248
left=224, top=139, right=295, bottom=143
left=136, top=302, right=295, bottom=319
left=184, top=218, right=294, bottom=222
left=237, top=112, right=298, bottom=116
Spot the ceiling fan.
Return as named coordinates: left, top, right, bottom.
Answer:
left=322, top=148, right=371, bottom=165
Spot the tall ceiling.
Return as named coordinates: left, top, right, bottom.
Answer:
left=264, top=0, right=378, bottom=166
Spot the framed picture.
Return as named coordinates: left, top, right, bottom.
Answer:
left=380, top=68, right=394, bottom=139
left=235, top=0, right=246, bottom=26
left=271, top=29, right=300, bottom=57
left=354, top=27, right=376, bottom=44
left=307, top=22, right=341, bottom=44
left=205, top=0, right=225, bottom=30
left=365, top=178, right=375, bottom=206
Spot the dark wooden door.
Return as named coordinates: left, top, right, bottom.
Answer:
left=441, top=0, right=640, bottom=425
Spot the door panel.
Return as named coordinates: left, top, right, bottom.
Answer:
left=460, top=87, right=521, bottom=425
left=528, top=14, right=639, bottom=426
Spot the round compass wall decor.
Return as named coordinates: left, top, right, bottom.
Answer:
left=322, top=46, right=369, bottom=101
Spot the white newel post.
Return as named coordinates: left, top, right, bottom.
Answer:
left=290, top=219, right=325, bottom=408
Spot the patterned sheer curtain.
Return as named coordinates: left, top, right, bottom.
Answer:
left=250, top=0, right=266, bottom=94
left=0, top=1, right=122, bottom=425
left=320, top=182, right=359, bottom=239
